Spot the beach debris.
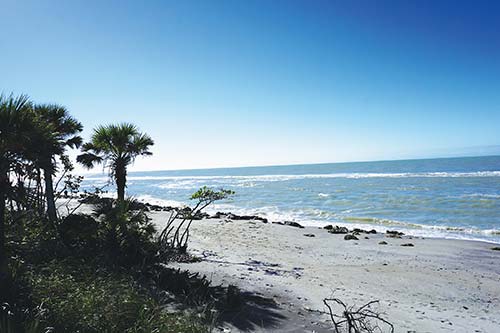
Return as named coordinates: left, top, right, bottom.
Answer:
left=323, top=297, right=394, bottom=333
left=491, top=247, right=500, bottom=251
left=344, top=234, right=359, bottom=241
left=386, top=230, right=404, bottom=238
left=284, top=221, right=305, bottom=228
left=264, top=269, right=280, bottom=276
left=246, top=259, right=280, bottom=268
left=210, top=211, right=268, bottom=223
left=353, top=228, right=377, bottom=234
left=327, top=225, right=349, bottom=234
left=325, top=225, right=377, bottom=235
left=378, top=241, right=388, bottom=245
left=210, top=211, right=227, bottom=219
left=303, top=233, right=316, bottom=237
left=273, top=221, right=304, bottom=229
left=401, top=243, right=414, bottom=247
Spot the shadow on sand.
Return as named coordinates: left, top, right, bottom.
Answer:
left=151, top=266, right=288, bottom=331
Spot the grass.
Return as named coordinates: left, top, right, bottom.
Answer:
left=3, top=257, right=208, bottom=333
left=1, top=210, right=211, bottom=333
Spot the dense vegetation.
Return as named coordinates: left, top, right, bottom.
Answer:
left=0, top=93, right=233, bottom=332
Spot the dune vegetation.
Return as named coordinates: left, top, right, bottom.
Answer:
left=0, top=93, right=235, bottom=332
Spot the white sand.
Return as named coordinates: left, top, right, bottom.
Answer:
left=148, top=212, right=500, bottom=332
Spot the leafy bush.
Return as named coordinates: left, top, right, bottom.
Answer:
left=92, top=198, right=158, bottom=267
left=2, top=193, right=222, bottom=333
left=58, top=213, right=99, bottom=250
left=13, top=259, right=206, bottom=332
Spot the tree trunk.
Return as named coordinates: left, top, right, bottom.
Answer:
left=115, top=164, right=127, bottom=202
left=44, top=166, right=57, bottom=222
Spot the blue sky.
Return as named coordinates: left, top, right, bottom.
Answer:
left=1, top=0, right=499, bottom=170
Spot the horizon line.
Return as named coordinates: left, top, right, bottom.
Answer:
left=78, top=153, right=500, bottom=175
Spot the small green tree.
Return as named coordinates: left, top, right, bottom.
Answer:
left=158, top=187, right=234, bottom=254
left=77, top=123, right=154, bottom=201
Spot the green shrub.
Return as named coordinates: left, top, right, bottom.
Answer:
left=58, top=213, right=99, bottom=250
left=92, top=198, right=158, bottom=267
left=21, top=259, right=205, bottom=332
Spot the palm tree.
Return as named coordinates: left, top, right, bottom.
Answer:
left=77, top=123, right=154, bottom=201
left=0, top=93, right=35, bottom=282
left=33, top=104, right=83, bottom=222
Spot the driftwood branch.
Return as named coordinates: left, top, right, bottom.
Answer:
left=323, top=297, right=394, bottom=333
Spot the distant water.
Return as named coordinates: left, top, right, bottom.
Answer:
left=82, top=156, right=500, bottom=244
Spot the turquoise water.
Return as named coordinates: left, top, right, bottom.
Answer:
left=82, top=156, right=500, bottom=243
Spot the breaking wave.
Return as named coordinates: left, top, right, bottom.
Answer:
left=83, top=171, right=500, bottom=183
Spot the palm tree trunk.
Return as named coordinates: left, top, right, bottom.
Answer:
left=43, top=166, right=57, bottom=222
left=115, top=164, right=127, bottom=202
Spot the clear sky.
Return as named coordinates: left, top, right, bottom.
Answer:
left=1, top=0, right=500, bottom=171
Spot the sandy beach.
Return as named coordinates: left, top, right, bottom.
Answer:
left=147, top=210, right=500, bottom=332
left=4, top=3, right=500, bottom=331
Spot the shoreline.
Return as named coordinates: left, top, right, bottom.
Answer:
left=143, top=204, right=500, bottom=332
left=70, top=198, right=500, bottom=331
left=131, top=197, right=500, bottom=246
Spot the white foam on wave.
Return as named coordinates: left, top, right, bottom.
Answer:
left=134, top=194, right=185, bottom=208
left=77, top=189, right=500, bottom=243
left=83, top=171, right=500, bottom=184
left=156, top=180, right=200, bottom=190
left=460, top=193, right=500, bottom=199
left=205, top=202, right=500, bottom=244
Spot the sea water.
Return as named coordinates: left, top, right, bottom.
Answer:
left=82, top=155, right=500, bottom=244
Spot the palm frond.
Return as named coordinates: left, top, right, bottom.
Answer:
left=76, top=152, right=104, bottom=169
left=129, top=133, right=154, bottom=156
left=65, top=136, right=83, bottom=149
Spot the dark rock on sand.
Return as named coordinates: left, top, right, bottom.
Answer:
left=352, top=228, right=377, bottom=234
left=284, top=221, right=304, bottom=228
left=191, top=212, right=210, bottom=220
left=379, top=241, right=388, bottom=245
left=242, top=215, right=268, bottom=223
left=387, top=230, right=404, bottom=236
left=386, top=230, right=405, bottom=238
left=210, top=211, right=227, bottom=219
left=257, top=217, right=269, bottom=223
left=344, top=234, right=359, bottom=241
left=401, top=243, right=414, bottom=247
left=491, top=247, right=500, bottom=251
left=327, top=226, right=349, bottom=234
left=303, top=234, right=315, bottom=237
left=272, top=221, right=284, bottom=225
left=210, top=212, right=268, bottom=223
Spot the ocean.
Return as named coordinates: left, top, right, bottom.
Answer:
left=82, top=155, right=500, bottom=244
